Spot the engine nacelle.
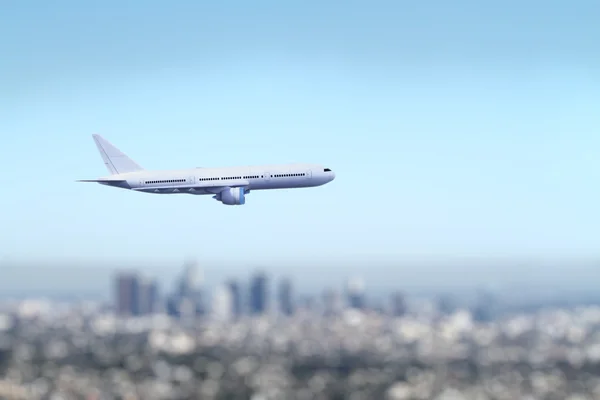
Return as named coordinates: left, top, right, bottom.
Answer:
left=214, top=187, right=246, bottom=205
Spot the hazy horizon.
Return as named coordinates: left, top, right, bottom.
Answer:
left=2, top=256, right=600, bottom=301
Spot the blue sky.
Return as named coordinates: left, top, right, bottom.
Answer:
left=1, top=0, right=600, bottom=293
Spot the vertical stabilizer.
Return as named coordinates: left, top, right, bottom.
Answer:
left=92, top=134, right=144, bottom=175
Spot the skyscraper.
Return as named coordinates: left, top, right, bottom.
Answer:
left=131, top=275, right=143, bottom=316
left=226, top=279, right=242, bottom=318
left=179, top=259, right=203, bottom=297
left=346, top=277, right=365, bottom=310
left=278, top=278, right=294, bottom=316
left=390, top=291, right=407, bottom=317
left=115, top=272, right=136, bottom=316
left=135, top=276, right=160, bottom=315
left=178, top=260, right=205, bottom=316
left=249, top=271, right=268, bottom=315
left=147, top=278, right=159, bottom=314
left=115, top=272, right=159, bottom=316
left=212, top=284, right=233, bottom=322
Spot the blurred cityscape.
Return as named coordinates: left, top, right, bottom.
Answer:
left=0, top=261, right=600, bottom=399
left=113, top=260, right=414, bottom=323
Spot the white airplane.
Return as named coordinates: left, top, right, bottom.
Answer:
left=78, top=134, right=335, bottom=205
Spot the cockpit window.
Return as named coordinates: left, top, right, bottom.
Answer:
left=324, top=168, right=331, bottom=172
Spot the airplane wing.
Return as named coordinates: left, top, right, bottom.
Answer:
left=202, top=184, right=248, bottom=195
left=132, top=181, right=250, bottom=194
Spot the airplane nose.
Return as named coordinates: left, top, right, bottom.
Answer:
left=330, top=171, right=335, bottom=181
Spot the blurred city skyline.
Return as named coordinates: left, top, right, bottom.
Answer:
left=2, top=257, right=600, bottom=306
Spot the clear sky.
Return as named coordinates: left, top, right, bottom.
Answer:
left=1, top=0, right=600, bottom=293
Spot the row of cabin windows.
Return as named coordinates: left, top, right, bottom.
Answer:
left=200, top=175, right=261, bottom=181
left=147, top=173, right=307, bottom=185
left=274, top=173, right=306, bottom=178
left=145, top=179, right=186, bottom=184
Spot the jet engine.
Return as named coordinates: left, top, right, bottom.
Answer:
left=214, top=187, right=246, bottom=205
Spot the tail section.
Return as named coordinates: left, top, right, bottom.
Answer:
left=92, top=134, right=144, bottom=175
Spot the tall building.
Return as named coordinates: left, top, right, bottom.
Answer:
left=226, top=279, right=242, bottom=318
left=177, top=260, right=205, bottom=316
left=115, top=272, right=159, bottom=316
left=278, top=278, right=294, bottom=316
left=135, top=276, right=160, bottom=315
left=212, top=284, right=233, bottom=322
left=179, top=260, right=203, bottom=297
left=390, top=291, right=407, bottom=317
left=346, top=277, right=365, bottom=310
left=166, top=295, right=180, bottom=318
left=147, top=279, right=160, bottom=314
left=115, top=272, right=136, bottom=316
left=131, top=276, right=143, bottom=316
left=249, top=271, right=268, bottom=315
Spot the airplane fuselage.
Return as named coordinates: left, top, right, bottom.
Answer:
left=101, top=163, right=335, bottom=196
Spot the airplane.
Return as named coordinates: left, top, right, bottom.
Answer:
left=77, top=134, right=335, bottom=205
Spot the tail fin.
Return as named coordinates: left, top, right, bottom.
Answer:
left=92, top=134, right=144, bottom=175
